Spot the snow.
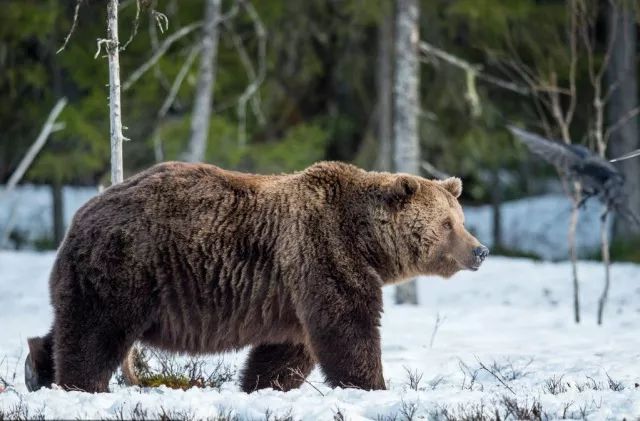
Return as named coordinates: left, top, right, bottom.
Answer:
left=1, top=251, right=639, bottom=419
left=0, top=185, right=98, bottom=245
left=1, top=185, right=609, bottom=260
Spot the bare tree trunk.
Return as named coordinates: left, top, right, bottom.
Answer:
left=393, top=0, right=420, bottom=305
left=568, top=189, right=581, bottom=323
left=106, top=0, right=124, bottom=185
left=186, top=0, right=221, bottom=163
left=376, top=4, right=394, bottom=172
left=52, top=180, right=64, bottom=247
left=491, top=169, right=503, bottom=250
left=597, top=210, right=611, bottom=325
left=606, top=0, right=640, bottom=238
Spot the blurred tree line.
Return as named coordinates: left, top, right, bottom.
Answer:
left=1, top=0, right=639, bottom=254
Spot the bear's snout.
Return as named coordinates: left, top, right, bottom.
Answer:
left=470, top=245, right=489, bottom=270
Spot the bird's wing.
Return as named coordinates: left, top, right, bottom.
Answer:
left=610, top=148, right=640, bottom=163
left=508, top=126, right=582, bottom=171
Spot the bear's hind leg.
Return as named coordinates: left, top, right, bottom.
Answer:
left=240, top=342, right=315, bottom=392
left=53, top=316, right=135, bottom=393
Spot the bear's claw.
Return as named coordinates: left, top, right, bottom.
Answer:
left=24, top=353, right=40, bottom=392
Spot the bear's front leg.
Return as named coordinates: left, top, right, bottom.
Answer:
left=301, top=286, right=386, bottom=390
left=240, top=342, right=315, bottom=393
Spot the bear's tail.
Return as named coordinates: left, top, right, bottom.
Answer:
left=25, top=333, right=54, bottom=392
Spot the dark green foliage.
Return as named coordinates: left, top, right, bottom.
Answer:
left=2, top=0, right=637, bottom=251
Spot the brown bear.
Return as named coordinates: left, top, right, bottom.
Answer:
left=25, top=161, right=487, bottom=393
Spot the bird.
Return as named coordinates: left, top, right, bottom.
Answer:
left=508, top=125, right=640, bottom=225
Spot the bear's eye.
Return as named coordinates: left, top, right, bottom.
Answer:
left=443, top=220, right=453, bottom=230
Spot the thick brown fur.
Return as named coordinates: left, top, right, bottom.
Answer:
left=27, top=161, right=486, bottom=393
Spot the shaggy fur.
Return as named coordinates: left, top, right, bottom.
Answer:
left=26, top=161, right=486, bottom=393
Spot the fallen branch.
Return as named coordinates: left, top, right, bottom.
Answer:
left=2, top=98, right=68, bottom=196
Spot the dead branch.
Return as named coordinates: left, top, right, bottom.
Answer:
left=57, top=0, right=83, bottom=54
left=475, top=357, right=516, bottom=395
left=158, top=47, right=200, bottom=119
left=121, top=0, right=142, bottom=51
left=123, top=21, right=203, bottom=91
left=604, top=106, right=640, bottom=145
left=421, top=161, right=450, bottom=180
left=287, top=368, right=324, bottom=396
left=429, top=312, right=446, bottom=348
left=225, top=0, right=267, bottom=147
left=152, top=46, right=201, bottom=162
left=1, top=98, right=67, bottom=197
left=419, top=41, right=530, bottom=96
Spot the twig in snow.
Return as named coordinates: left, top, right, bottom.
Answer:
left=403, top=366, right=424, bottom=391
left=475, top=357, right=516, bottom=395
left=429, top=312, right=446, bottom=348
left=288, top=368, right=325, bottom=396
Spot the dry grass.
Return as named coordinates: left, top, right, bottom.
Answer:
left=118, top=347, right=235, bottom=390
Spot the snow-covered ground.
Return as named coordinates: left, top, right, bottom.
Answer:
left=0, top=184, right=609, bottom=260
left=1, top=251, right=639, bottom=420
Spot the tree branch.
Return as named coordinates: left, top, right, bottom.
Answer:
left=419, top=41, right=530, bottom=96
left=56, top=0, right=83, bottom=54
left=2, top=98, right=68, bottom=196
left=122, top=21, right=203, bottom=91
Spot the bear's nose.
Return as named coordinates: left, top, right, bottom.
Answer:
left=473, top=246, right=489, bottom=261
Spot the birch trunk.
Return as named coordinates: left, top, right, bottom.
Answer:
left=606, top=0, right=640, bottom=238
left=376, top=5, right=394, bottom=172
left=393, top=0, right=420, bottom=305
left=106, top=0, right=124, bottom=185
left=186, top=0, right=221, bottom=163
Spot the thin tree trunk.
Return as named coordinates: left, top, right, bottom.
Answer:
left=186, top=0, right=221, bottom=163
left=491, top=169, right=503, bottom=250
left=393, top=0, right=420, bottom=305
left=376, top=5, right=394, bottom=172
left=606, top=0, right=640, bottom=239
left=52, top=180, right=64, bottom=247
left=106, top=0, right=124, bottom=185
left=568, top=189, right=581, bottom=324
left=597, top=210, right=611, bottom=325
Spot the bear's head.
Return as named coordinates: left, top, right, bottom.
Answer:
left=366, top=173, right=488, bottom=282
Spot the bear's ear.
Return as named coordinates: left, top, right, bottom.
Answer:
left=381, top=176, right=420, bottom=206
left=439, top=177, right=462, bottom=198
